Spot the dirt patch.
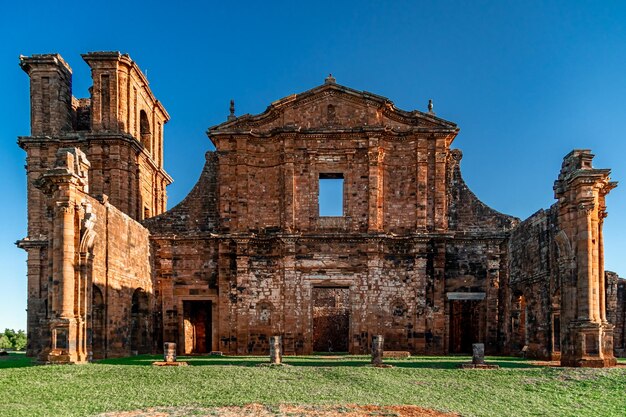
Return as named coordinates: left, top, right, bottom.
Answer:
left=96, top=403, right=459, bottom=416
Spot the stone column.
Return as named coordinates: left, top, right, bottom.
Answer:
left=598, top=211, right=607, bottom=322
left=282, top=239, right=301, bottom=354
left=434, top=135, right=448, bottom=231
left=234, top=239, right=251, bottom=354
left=371, top=335, right=384, bottom=366
left=269, top=336, right=282, bottom=365
left=368, top=136, right=383, bottom=232
left=164, top=342, right=176, bottom=363
left=416, top=135, right=428, bottom=230
left=56, top=201, right=76, bottom=319
left=554, top=150, right=617, bottom=367
left=282, top=135, right=296, bottom=231
left=34, top=148, right=91, bottom=364
left=48, top=195, right=79, bottom=363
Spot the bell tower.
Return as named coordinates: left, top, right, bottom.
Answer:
left=19, top=52, right=171, bottom=223
left=18, top=52, right=171, bottom=361
left=81, top=52, right=171, bottom=219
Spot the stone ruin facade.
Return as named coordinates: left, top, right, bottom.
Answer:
left=16, top=52, right=626, bottom=367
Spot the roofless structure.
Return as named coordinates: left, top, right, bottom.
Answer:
left=17, top=52, right=624, bottom=366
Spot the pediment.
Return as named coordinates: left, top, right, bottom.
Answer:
left=208, top=81, right=457, bottom=136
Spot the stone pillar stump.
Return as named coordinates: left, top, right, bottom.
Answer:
left=164, top=342, right=177, bottom=363
left=371, top=335, right=384, bottom=366
left=270, top=336, right=282, bottom=365
left=472, top=343, right=485, bottom=365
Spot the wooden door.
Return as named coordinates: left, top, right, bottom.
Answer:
left=449, top=300, right=479, bottom=354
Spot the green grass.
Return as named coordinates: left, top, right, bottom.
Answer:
left=1, top=352, right=625, bottom=417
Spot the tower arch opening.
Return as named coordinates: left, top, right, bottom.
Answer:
left=139, top=110, right=152, bottom=154
left=130, top=288, right=150, bottom=354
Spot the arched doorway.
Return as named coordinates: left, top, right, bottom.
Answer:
left=91, top=285, right=105, bottom=359
left=130, top=289, right=150, bottom=354
left=512, top=294, right=527, bottom=351
left=139, top=110, right=152, bottom=154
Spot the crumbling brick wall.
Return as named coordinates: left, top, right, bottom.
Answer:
left=143, top=152, right=220, bottom=353
left=88, top=195, right=153, bottom=358
left=143, top=152, right=219, bottom=235
left=606, top=271, right=626, bottom=356
left=508, top=207, right=560, bottom=360
left=446, top=149, right=519, bottom=232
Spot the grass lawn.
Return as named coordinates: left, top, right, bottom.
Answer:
left=0, top=352, right=625, bottom=417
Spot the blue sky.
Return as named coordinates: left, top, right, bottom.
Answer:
left=1, top=1, right=626, bottom=331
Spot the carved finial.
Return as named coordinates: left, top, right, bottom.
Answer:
left=227, top=99, right=236, bottom=121
left=325, top=73, right=336, bottom=84
left=428, top=99, right=434, bottom=114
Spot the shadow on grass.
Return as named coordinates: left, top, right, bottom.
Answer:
left=0, top=352, right=36, bottom=369
left=95, top=354, right=543, bottom=369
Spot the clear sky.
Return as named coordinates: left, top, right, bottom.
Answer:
left=1, top=1, right=626, bottom=331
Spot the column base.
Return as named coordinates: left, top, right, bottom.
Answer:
left=560, top=357, right=617, bottom=368
left=560, top=320, right=616, bottom=368
left=42, top=317, right=87, bottom=364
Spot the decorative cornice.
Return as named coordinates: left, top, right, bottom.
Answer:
left=16, top=238, right=48, bottom=250
left=211, top=127, right=457, bottom=140
left=149, top=231, right=510, bottom=245
left=17, top=133, right=172, bottom=184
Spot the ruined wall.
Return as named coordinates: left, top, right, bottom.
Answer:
left=144, top=152, right=219, bottom=236
left=144, top=151, right=220, bottom=354
left=19, top=146, right=152, bottom=362
left=606, top=272, right=626, bottom=356
left=87, top=195, right=153, bottom=358
left=213, top=237, right=442, bottom=356
left=446, top=150, right=519, bottom=232
left=444, top=239, right=508, bottom=354
left=443, top=150, right=517, bottom=354
left=150, top=238, right=219, bottom=354
left=209, top=83, right=459, bottom=235
left=143, top=81, right=526, bottom=357
left=618, top=278, right=626, bottom=356
left=211, top=132, right=455, bottom=234
left=507, top=207, right=560, bottom=360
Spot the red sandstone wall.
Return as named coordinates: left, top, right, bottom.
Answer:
left=88, top=195, right=152, bottom=357
left=606, top=272, right=626, bottom=356
left=508, top=208, right=561, bottom=360
left=214, top=133, right=455, bottom=235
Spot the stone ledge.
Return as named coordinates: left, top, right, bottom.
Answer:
left=383, top=351, right=411, bottom=359
left=152, top=361, right=188, bottom=367
left=457, top=363, right=500, bottom=369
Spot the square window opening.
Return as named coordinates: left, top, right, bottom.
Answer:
left=319, top=173, right=344, bottom=217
